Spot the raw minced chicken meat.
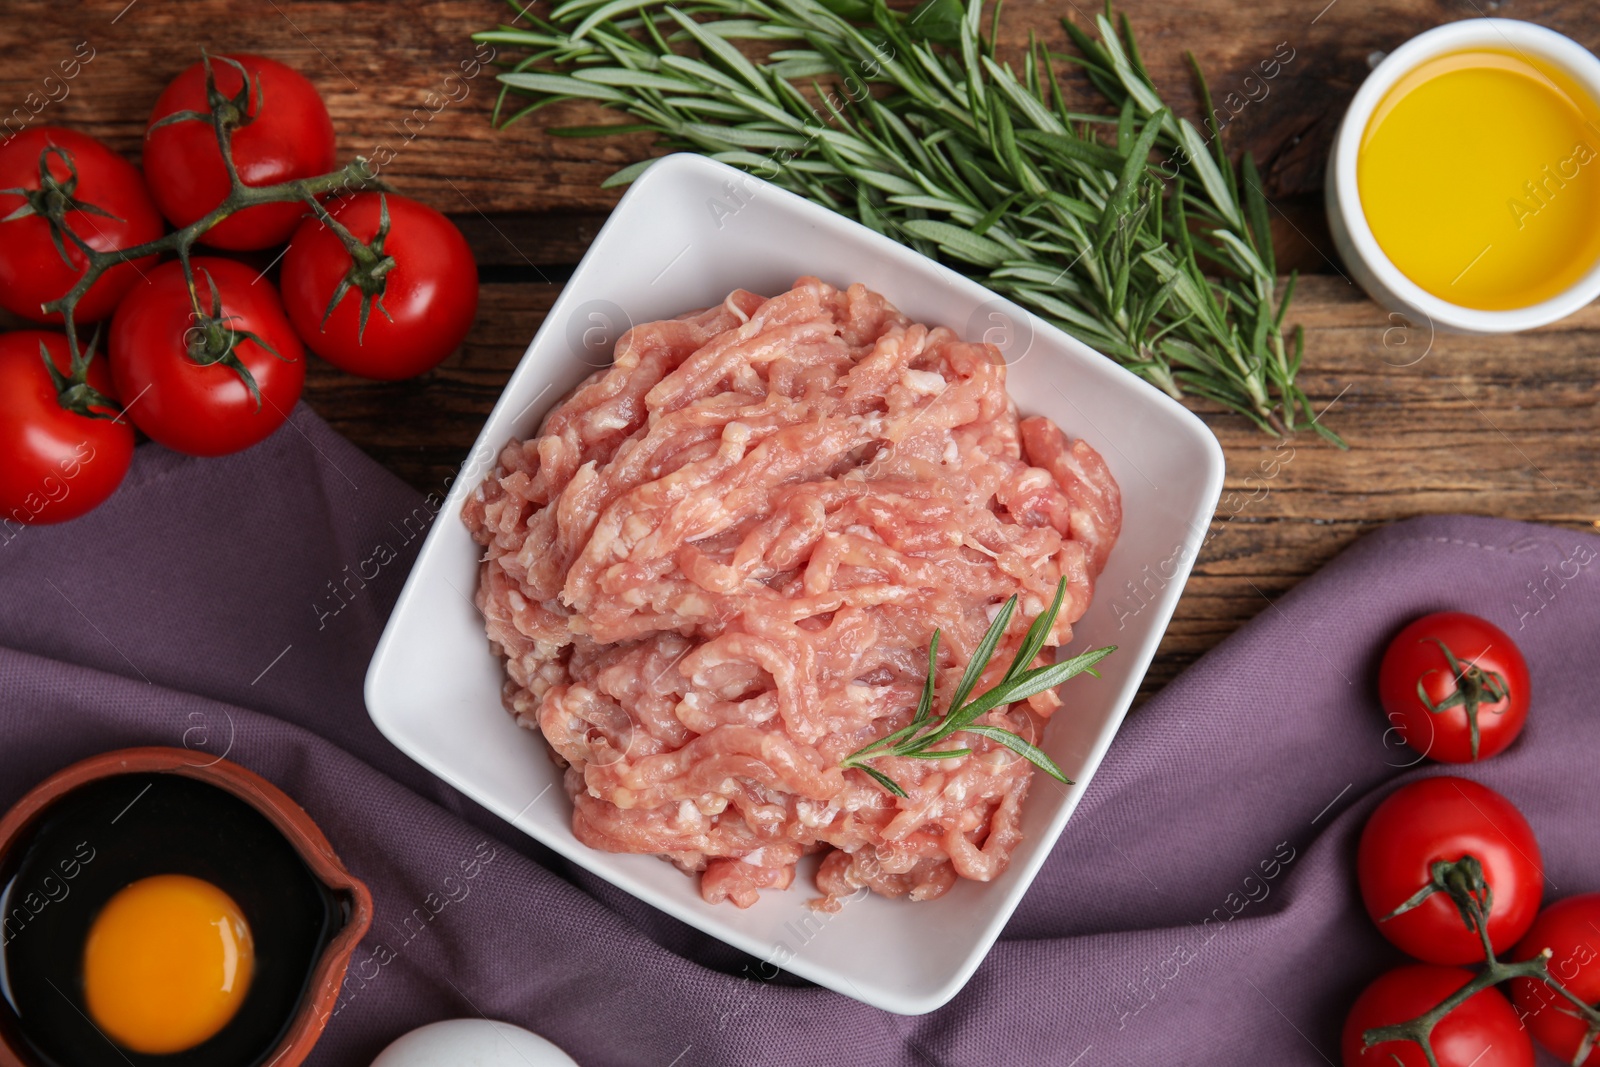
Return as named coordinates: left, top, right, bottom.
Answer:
left=462, top=277, right=1121, bottom=909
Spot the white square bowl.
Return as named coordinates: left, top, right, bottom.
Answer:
left=365, top=152, right=1224, bottom=1015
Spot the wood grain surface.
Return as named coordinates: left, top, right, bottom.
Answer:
left=2, top=0, right=1597, bottom=698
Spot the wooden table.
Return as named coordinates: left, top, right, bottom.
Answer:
left=4, top=0, right=1597, bottom=699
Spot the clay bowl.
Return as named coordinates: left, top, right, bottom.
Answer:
left=0, top=747, right=372, bottom=1067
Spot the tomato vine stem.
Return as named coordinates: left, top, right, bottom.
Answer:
left=28, top=51, right=387, bottom=409
left=302, top=193, right=397, bottom=342
left=1415, top=636, right=1511, bottom=761
left=1363, top=857, right=1600, bottom=1065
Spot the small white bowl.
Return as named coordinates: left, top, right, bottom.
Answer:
left=365, top=153, right=1223, bottom=1014
left=1326, top=18, right=1600, bottom=333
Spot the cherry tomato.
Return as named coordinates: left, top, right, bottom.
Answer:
left=280, top=193, right=478, bottom=379
left=1342, top=964, right=1533, bottom=1067
left=1380, top=612, right=1529, bottom=763
left=143, top=54, right=335, bottom=250
left=0, top=331, right=134, bottom=525
left=1357, top=777, right=1542, bottom=964
left=0, top=128, right=164, bottom=324
left=109, top=257, right=305, bottom=456
left=1510, top=894, right=1600, bottom=1063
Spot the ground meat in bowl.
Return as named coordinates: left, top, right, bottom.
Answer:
left=462, top=277, right=1120, bottom=909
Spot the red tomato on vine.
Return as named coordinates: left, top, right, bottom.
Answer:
left=143, top=53, right=335, bottom=250
left=0, top=331, right=133, bottom=524
left=0, top=127, right=164, bottom=324
left=1341, top=964, right=1533, bottom=1067
left=1357, top=776, right=1543, bottom=965
left=109, top=257, right=305, bottom=457
left=280, top=192, right=478, bottom=379
left=1379, top=612, right=1529, bottom=763
left=1510, top=895, right=1600, bottom=1064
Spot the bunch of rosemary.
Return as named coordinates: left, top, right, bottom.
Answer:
left=475, top=0, right=1338, bottom=442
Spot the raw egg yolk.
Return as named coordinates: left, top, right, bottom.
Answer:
left=82, top=874, right=255, bottom=1055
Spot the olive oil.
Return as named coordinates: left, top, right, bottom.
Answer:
left=1358, top=50, right=1600, bottom=310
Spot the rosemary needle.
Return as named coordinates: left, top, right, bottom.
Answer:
left=476, top=0, right=1343, bottom=444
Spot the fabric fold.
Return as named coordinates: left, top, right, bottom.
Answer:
left=1, top=406, right=1593, bottom=1066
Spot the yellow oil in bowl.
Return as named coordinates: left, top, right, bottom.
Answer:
left=1358, top=49, right=1600, bottom=310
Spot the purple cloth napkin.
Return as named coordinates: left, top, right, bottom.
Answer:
left=2, top=404, right=1595, bottom=1066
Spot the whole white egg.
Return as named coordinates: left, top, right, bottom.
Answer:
left=370, top=1018, right=580, bottom=1067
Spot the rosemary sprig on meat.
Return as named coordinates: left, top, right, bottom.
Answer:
left=475, top=0, right=1341, bottom=443
left=840, top=578, right=1115, bottom=797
